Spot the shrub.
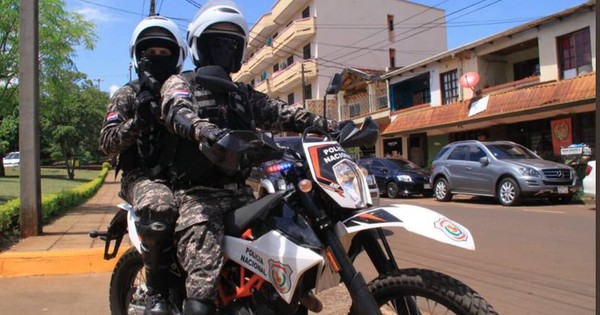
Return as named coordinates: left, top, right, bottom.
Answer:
left=0, top=165, right=109, bottom=235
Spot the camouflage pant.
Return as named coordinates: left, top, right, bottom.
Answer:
left=121, top=170, right=177, bottom=223
left=174, top=186, right=253, bottom=300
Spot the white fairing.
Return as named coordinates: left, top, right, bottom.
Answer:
left=224, top=230, right=324, bottom=303
left=337, top=204, right=475, bottom=250
left=303, top=141, right=372, bottom=208
left=120, top=203, right=142, bottom=252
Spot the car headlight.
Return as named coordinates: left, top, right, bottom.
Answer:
left=333, top=160, right=368, bottom=208
left=519, top=167, right=542, bottom=178
left=396, top=175, right=413, bottom=182
left=366, top=174, right=376, bottom=186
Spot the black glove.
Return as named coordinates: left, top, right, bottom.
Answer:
left=131, top=91, right=155, bottom=129
left=200, top=126, right=231, bottom=145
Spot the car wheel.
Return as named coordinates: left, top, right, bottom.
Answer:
left=549, top=195, right=573, bottom=204
left=434, top=178, right=452, bottom=201
left=386, top=182, right=399, bottom=198
left=497, top=178, right=521, bottom=206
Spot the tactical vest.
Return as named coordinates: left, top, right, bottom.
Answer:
left=160, top=71, right=256, bottom=187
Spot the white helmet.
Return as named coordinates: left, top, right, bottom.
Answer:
left=187, top=0, right=249, bottom=72
left=129, top=16, right=188, bottom=73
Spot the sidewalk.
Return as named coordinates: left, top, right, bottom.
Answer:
left=0, top=171, right=129, bottom=277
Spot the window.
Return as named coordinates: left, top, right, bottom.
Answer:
left=377, top=96, right=388, bottom=109
left=513, top=58, right=540, bottom=80
left=558, top=27, right=592, bottom=79
left=468, top=146, right=486, bottom=162
left=349, top=104, right=361, bottom=117
left=287, top=93, right=295, bottom=105
left=273, top=63, right=279, bottom=73
left=303, top=44, right=311, bottom=59
left=440, top=70, right=458, bottom=105
left=250, top=79, right=255, bottom=86
left=302, top=7, right=310, bottom=18
left=287, top=55, right=294, bottom=67
left=387, top=15, right=394, bottom=31
left=389, top=48, right=396, bottom=68
left=260, top=71, right=267, bottom=81
left=447, top=145, right=468, bottom=161
left=303, top=84, right=312, bottom=100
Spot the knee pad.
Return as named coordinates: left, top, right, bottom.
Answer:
left=136, top=219, right=174, bottom=251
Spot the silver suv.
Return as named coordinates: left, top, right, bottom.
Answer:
left=430, top=140, right=579, bottom=206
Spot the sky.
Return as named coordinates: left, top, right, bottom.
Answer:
left=64, top=0, right=589, bottom=95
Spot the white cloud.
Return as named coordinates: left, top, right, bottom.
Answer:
left=109, top=85, right=120, bottom=97
left=76, top=7, right=115, bottom=23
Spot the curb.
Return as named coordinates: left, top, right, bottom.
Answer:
left=0, top=248, right=127, bottom=278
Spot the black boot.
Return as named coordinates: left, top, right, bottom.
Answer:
left=183, top=298, right=216, bottom=315
left=137, top=220, right=174, bottom=315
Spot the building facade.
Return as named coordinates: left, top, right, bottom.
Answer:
left=232, top=0, right=448, bottom=108
left=371, top=1, right=596, bottom=168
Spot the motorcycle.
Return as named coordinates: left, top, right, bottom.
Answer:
left=91, top=117, right=497, bottom=314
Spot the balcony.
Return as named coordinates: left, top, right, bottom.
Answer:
left=272, top=0, right=310, bottom=25
left=247, top=13, right=276, bottom=49
left=271, top=60, right=317, bottom=94
left=272, top=17, right=315, bottom=57
left=234, top=45, right=275, bottom=82
left=254, top=79, right=271, bottom=95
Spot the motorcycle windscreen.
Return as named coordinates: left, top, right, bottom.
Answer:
left=303, top=141, right=372, bottom=209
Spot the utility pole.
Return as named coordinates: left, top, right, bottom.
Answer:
left=94, top=78, right=103, bottom=89
left=129, top=63, right=132, bottom=81
left=19, top=0, right=42, bottom=237
left=149, top=0, right=156, bottom=16
left=301, top=62, right=306, bottom=109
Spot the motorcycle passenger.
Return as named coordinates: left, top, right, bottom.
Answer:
left=157, top=1, right=339, bottom=313
left=99, top=16, right=188, bottom=315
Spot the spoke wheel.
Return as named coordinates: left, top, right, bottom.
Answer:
left=434, top=178, right=452, bottom=201
left=497, top=178, right=521, bottom=206
left=109, top=247, right=147, bottom=315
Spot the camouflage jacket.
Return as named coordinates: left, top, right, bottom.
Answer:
left=99, top=82, right=164, bottom=174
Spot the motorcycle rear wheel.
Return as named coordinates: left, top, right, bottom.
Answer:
left=364, top=268, right=498, bottom=315
left=109, top=247, right=147, bottom=315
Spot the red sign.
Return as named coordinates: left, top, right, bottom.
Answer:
left=551, top=118, right=572, bottom=155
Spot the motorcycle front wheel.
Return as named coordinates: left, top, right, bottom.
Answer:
left=364, top=268, right=498, bottom=315
left=109, top=247, right=147, bottom=315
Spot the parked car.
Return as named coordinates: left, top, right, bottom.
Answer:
left=245, top=137, right=380, bottom=206
left=430, top=140, right=579, bottom=206
left=357, top=157, right=432, bottom=198
left=2, top=151, right=20, bottom=168
left=582, top=160, right=595, bottom=198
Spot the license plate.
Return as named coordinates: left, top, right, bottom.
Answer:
left=557, top=186, right=568, bottom=194
left=424, top=184, right=431, bottom=189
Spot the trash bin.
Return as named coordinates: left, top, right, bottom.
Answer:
left=560, top=143, right=592, bottom=186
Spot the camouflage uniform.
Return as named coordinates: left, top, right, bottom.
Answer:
left=159, top=71, right=335, bottom=301
left=99, top=83, right=176, bottom=226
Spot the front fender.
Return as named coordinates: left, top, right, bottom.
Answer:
left=336, top=204, right=475, bottom=250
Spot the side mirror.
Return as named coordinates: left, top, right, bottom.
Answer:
left=479, top=157, right=490, bottom=166
left=326, top=73, right=342, bottom=95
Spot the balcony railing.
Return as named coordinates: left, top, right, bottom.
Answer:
left=234, top=45, right=274, bottom=82
left=272, top=17, right=315, bottom=57
left=270, top=60, right=317, bottom=94
left=272, top=0, right=310, bottom=25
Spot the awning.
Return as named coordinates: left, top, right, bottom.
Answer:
left=382, top=72, right=596, bottom=136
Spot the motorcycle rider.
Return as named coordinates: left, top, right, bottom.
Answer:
left=157, top=1, right=340, bottom=313
left=99, top=16, right=188, bottom=315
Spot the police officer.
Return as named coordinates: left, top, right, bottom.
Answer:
left=100, top=16, right=188, bottom=315
left=158, top=1, right=339, bottom=314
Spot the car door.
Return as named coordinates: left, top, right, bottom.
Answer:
left=464, top=145, right=495, bottom=194
left=370, top=160, right=390, bottom=188
left=445, top=145, right=471, bottom=191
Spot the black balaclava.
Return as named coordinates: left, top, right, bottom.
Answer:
left=198, top=33, right=240, bottom=73
left=135, top=28, right=180, bottom=84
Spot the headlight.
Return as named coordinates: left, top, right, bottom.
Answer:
left=519, top=167, right=542, bottom=178
left=396, top=175, right=413, bottom=182
left=333, top=160, right=369, bottom=208
left=366, top=174, right=376, bottom=186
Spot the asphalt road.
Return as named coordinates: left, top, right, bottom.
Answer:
left=0, top=197, right=595, bottom=315
left=352, top=196, right=596, bottom=315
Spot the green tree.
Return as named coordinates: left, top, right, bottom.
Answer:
left=0, top=0, right=97, bottom=175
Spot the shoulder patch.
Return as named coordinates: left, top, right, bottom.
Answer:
left=105, top=112, right=119, bottom=122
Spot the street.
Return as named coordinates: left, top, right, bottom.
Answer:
left=0, top=197, right=595, bottom=315
left=352, top=196, right=596, bottom=315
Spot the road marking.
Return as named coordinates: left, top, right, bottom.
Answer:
left=522, top=209, right=564, bottom=214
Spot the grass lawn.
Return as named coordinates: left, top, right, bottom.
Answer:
left=0, top=167, right=102, bottom=204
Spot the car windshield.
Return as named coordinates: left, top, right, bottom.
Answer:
left=385, top=159, right=421, bottom=170
left=4, top=152, right=18, bottom=159
left=485, top=144, right=539, bottom=160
